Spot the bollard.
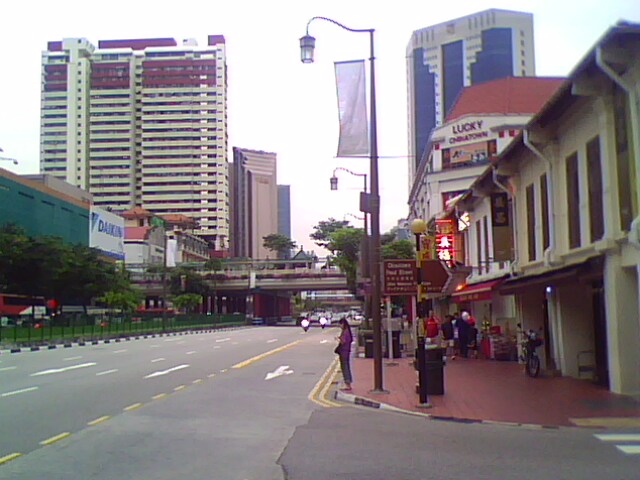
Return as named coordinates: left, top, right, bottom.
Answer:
left=416, top=335, right=431, bottom=407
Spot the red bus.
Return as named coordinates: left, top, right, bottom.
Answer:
left=0, top=294, right=47, bottom=317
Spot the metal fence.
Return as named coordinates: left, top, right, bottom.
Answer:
left=0, top=312, right=248, bottom=348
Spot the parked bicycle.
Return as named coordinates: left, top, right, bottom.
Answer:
left=518, top=325, right=543, bottom=377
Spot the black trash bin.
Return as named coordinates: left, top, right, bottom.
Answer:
left=384, top=330, right=401, bottom=358
left=363, top=332, right=374, bottom=358
left=425, top=346, right=445, bottom=395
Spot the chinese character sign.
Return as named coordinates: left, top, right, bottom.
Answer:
left=436, top=233, right=454, bottom=261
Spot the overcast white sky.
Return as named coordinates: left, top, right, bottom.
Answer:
left=1, top=0, right=639, bottom=255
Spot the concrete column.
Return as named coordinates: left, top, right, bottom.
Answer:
left=604, top=255, right=640, bottom=395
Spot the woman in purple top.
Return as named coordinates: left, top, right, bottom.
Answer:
left=336, top=318, right=353, bottom=391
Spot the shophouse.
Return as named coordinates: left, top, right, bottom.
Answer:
left=456, top=22, right=640, bottom=395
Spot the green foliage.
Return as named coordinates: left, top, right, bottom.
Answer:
left=328, top=227, right=364, bottom=293
left=100, top=289, right=142, bottom=313
left=0, top=225, right=122, bottom=310
left=262, top=233, right=296, bottom=258
left=382, top=239, right=416, bottom=260
left=172, top=293, right=203, bottom=313
left=204, top=258, right=224, bottom=272
left=169, top=266, right=210, bottom=296
left=310, top=218, right=350, bottom=249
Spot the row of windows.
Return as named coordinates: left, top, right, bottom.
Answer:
left=526, top=136, right=604, bottom=262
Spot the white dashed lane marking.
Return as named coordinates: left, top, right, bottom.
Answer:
left=1, top=386, right=39, bottom=398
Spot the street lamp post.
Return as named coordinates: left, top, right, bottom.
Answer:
left=301, top=16, right=385, bottom=392
left=330, top=167, right=370, bottom=326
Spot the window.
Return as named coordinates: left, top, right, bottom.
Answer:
left=586, top=136, right=604, bottom=242
left=566, top=152, right=581, bottom=249
left=540, top=174, right=550, bottom=251
left=475, top=220, right=482, bottom=274
left=483, top=215, right=490, bottom=273
left=613, top=85, right=635, bottom=230
left=526, top=184, right=536, bottom=261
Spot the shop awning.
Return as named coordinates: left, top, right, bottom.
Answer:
left=451, top=278, right=505, bottom=303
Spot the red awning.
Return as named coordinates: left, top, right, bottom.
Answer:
left=451, top=278, right=505, bottom=303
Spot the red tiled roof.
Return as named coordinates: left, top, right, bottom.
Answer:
left=445, top=77, right=566, bottom=123
left=120, top=207, right=153, bottom=219
left=125, top=226, right=151, bottom=241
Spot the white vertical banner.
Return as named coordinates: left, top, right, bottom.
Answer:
left=165, top=238, right=178, bottom=267
left=334, top=60, right=369, bottom=157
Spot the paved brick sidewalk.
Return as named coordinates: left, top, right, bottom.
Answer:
left=343, top=355, right=640, bottom=427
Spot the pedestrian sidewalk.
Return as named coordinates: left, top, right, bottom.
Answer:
left=340, top=355, right=640, bottom=428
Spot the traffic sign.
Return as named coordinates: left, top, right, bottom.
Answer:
left=420, top=260, right=450, bottom=293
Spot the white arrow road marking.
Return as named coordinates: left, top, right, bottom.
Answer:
left=267, top=339, right=278, bottom=343
left=1, top=386, right=39, bottom=398
left=31, top=362, right=96, bottom=377
left=96, top=369, right=118, bottom=376
left=265, top=365, right=294, bottom=381
left=144, top=364, right=190, bottom=379
left=0, top=366, right=17, bottom=372
left=216, top=338, right=230, bottom=343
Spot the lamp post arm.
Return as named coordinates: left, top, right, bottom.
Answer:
left=306, top=16, right=373, bottom=35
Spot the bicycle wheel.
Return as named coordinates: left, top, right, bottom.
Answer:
left=526, top=354, right=540, bottom=377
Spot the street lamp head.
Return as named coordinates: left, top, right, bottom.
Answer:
left=330, top=176, right=338, bottom=190
left=299, top=35, right=316, bottom=63
left=410, top=218, right=428, bottom=235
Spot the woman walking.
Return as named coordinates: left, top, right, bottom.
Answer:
left=335, top=318, right=353, bottom=391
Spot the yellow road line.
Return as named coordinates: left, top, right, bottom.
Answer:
left=0, top=453, right=22, bottom=465
left=87, top=415, right=111, bottom=426
left=40, top=432, right=71, bottom=446
left=231, top=340, right=301, bottom=369
left=309, top=358, right=341, bottom=408
left=174, top=385, right=186, bottom=391
left=124, top=402, right=143, bottom=412
left=152, top=393, right=167, bottom=400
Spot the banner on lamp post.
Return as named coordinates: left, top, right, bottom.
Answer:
left=334, top=60, right=369, bottom=157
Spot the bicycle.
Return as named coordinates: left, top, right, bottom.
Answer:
left=519, top=327, right=543, bottom=377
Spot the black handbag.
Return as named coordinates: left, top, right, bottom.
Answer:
left=334, top=344, right=341, bottom=354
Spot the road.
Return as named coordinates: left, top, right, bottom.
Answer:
left=0, top=325, right=340, bottom=479
left=1, top=325, right=638, bottom=479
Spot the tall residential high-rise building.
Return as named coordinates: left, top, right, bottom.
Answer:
left=230, top=148, right=278, bottom=259
left=406, top=9, right=535, bottom=188
left=39, top=36, right=229, bottom=249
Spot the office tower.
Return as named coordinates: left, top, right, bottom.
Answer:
left=407, top=9, right=535, bottom=188
left=230, top=148, right=279, bottom=259
left=278, top=185, right=291, bottom=238
left=40, top=36, right=228, bottom=249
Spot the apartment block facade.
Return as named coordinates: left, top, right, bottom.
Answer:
left=407, top=9, right=535, bottom=188
left=39, top=36, right=229, bottom=249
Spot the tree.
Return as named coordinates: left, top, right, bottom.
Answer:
left=382, top=239, right=415, bottom=260
left=0, top=224, right=30, bottom=292
left=204, top=258, right=225, bottom=314
left=310, top=218, right=350, bottom=249
left=172, top=293, right=203, bottom=313
left=262, top=233, right=296, bottom=259
left=327, top=227, right=364, bottom=293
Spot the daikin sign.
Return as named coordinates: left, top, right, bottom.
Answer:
left=90, top=207, right=125, bottom=260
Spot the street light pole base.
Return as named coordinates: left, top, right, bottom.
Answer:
left=369, top=388, right=390, bottom=395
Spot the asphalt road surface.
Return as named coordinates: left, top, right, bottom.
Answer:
left=1, top=325, right=638, bottom=479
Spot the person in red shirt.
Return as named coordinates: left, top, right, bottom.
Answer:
left=424, top=310, right=441, bottom=340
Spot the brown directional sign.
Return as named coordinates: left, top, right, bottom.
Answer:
left=383, top=259, right=417, bottom=296
left=420, top=260, right=450, bottom=293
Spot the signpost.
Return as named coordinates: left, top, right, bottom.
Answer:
left=383, top=260, right=416, bottom=296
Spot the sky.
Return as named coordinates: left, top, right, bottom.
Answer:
left=1, top=0, right=639, bottom=256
